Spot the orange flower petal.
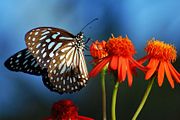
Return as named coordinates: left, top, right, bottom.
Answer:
left=127, top=59, right=133, bottom=87
left=89, top=57, right=111, bottom=77
left=167, top=62, right=180, bottom=83
left=121, top=58, right=127, bottom=81
left=110, top=56, right=118, bottom=70
left=158, top=61, right=165, bottom=87
left=118, top=57, right=122, bottom=81
left=130, top=57, right=147, bottom=71
left=146, top=58, right=154, bottom=68
left=137, top=55, right=150, bottom=64
left=164, top=62, right=175, bottom=88
left=145, top=59, right=159, bottom=80
left=78, top=116, right=94, bottom=120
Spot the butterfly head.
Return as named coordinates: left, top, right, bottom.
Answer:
left=76, top=32, right=84, bottom=39
left=75, top=32, right=85, bottom=49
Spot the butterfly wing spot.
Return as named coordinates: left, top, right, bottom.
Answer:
left=28, top=37, right=31, bottom=40
left=61, top=47, right=71, bottom=53
left=42, top=52, right=47, bottom=58
left=39, top=35, right=47, bottom=41
left=41, top=31, right=50, bottom=36
left=38, top=58, right=42, bottom=62
left=35, top=32, right=39, bottom=36
left=46, top=39, right=51, bottom=43
left=52, top=59, right=56, bottom=63
left=53, top=70, right=56, bottom=74
left=47, top=28, right=52, bottom=30
left=63, top=80, right=66, bottom=85
left=36, top=43, right=41, bottom=48
left=59, top=37, right=74, bottom=40
left=42, top=44, right=46, bottom=47
left=59, top=54, right=65, bottom=60
left=34, top=63, right=39, bottom=67
left=49, top=52, right=54, bottom=58
left=23, top=60, right=28, bottom=65
left=15, top=59, right=19, bottom=63
left=53, top=43, right=62, bottom=52
left=32, top=38, right=36, bottom=41
left=36, top=50, right=40, bottom=54
left=62, top=88, right=66, bottom=91
left=54, top=64, right=57, bottom=67
left=25, top=53, right=31, bottom=59
left=31, top=60, right=36, bottom=66
left=17, top=53, right=22, bottom=58
left=48, top=42, right=55, bottom=50
left=41, top=48, right=45, bottom=54
left=29, top=32, right=33, bottom=35
left=52, top=32, right=60, bottom=39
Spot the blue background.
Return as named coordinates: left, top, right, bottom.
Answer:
left=1, top=0, right=180, bottom=119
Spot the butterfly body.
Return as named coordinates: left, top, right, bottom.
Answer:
left=5, top=27, right=88, bottom=94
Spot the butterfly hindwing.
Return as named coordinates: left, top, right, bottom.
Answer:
left=41, top=69, right=58, bottom=92
left=4, top=48, right=59, bottom=92
left=4, top=49, right=42, bottom=75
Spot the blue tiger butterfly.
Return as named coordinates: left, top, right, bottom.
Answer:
left=5, top=18, right=98, bottom=94
left=4, top=24, right=95, bottom=94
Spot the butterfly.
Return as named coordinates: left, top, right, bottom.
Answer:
left=5, top=27, right=89, bottom=94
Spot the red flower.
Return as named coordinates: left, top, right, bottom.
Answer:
left=89, top=35, right=146, bottom=86
left=139, top=39, right=180, bottom=88
left=44, top=99, right=94, bottom=120
left=90, top=40, right=108, bottom=60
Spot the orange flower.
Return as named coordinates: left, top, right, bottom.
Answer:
left=90, top=40, right=108, bottom=59
left=89, top=35, right=146, bottom=86
left=139, top=39, right=180, bottom=88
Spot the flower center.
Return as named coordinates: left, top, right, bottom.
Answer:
left=145, top=40, right=177, bottom=62
left=106, top=35, right=136, bottom=57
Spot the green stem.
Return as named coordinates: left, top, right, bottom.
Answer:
left=111, top=81, right=120, bottom=120
left=132, top=77, right=155, bottom=120
left=101, top=67, right=107, bottom=120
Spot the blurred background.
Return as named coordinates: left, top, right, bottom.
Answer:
left=1, top=0, right=180, bottom=119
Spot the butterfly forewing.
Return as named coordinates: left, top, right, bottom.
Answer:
left=4, top=49, right=42, bottom=75
left=25, top=27, right=74, bottom=69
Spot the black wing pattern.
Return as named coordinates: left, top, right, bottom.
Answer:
left=4, top=48, right=42, bottom=75
left=4, top=48, right=59, bottom=92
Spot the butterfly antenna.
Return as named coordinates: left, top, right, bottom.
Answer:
left=85, top=45, right=89, bottom=51
left=80, top=18, right=98, bottom=32
left=85, top=54, right=92, bottom=57
left=85, top=38, right=91, bottom=44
